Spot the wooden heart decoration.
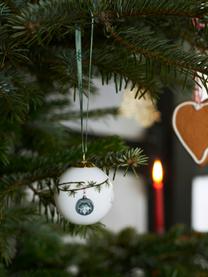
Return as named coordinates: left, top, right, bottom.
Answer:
left=172, top=101, right=208, bottom=166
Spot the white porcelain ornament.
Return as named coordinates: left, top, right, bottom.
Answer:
left=55, top=163, right=114, bottom=225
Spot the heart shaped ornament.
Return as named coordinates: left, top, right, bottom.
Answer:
left=172, top=101, right=208, bottom=166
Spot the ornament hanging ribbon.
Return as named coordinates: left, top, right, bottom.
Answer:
left=191, top=18, right=206, bottom=108
left=75, top=12, right=94, bottom=161
left=192, top=18, right=205, bottom=108
left=193, top=76, right=203, bottom=107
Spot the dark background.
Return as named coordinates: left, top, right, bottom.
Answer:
left=136, top=90, right=206, bottom=232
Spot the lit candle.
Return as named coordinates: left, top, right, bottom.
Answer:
left=152, top=160, right=165, bottom=234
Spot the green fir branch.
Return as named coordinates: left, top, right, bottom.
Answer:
left=99, top=0, right=208, bottom=18
left=0, top=205, right=37, bottom=265
left=94, top=147, right=148, bottom=177
left=108, top=26, right=208, bottom=76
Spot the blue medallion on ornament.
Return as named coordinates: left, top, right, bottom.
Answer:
left=75, top=195, right=94, bottom=216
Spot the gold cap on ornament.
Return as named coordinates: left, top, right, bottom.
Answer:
left=75, top=160, right=95, bottom=168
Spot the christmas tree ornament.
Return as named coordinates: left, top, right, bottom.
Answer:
left=55, top=14, right=114, bottom=224
left=119, top=87, right=160, bottom=128
left=172, top=74, right=208, bottom=166
left=172, top=100, right=208, bottom=166
left=55, top=162, right=114, bottom=225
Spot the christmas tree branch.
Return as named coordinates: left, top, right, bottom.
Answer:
left=106, top=26, right=208, bottom=76
left=99, top=0, right=207, bottom=19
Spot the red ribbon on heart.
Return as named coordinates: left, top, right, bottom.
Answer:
left=192, top=17, right=205, bottom=105
left=192, top=18, right=205, bottom=31
left=193, top=77, right=203, bottom=105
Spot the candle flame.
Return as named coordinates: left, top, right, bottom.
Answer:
left=152, top=160, right=163, bottom=189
